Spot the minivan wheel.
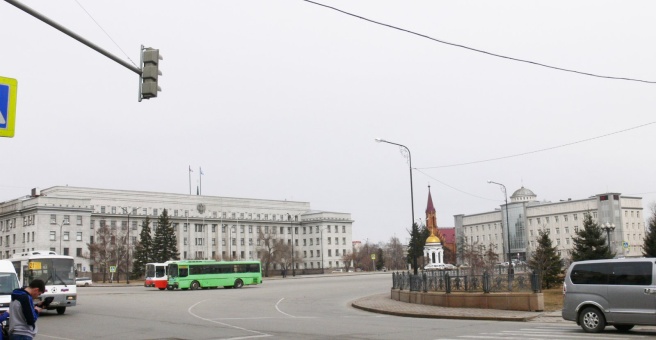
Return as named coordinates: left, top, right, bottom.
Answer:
left=614, top=324, right=634, bottom=332
left=579, top=307, right=605, bottom=333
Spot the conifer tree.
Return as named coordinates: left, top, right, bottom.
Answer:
left=571, top=213, right=613, bottom=261
left=153, top=209, right=180, bottom=262
left=407, top=223, right=422, bottom=274
left=375, top=248, right=384, bottom=270
left=131, top=216, right=152, bottom=279
left=642, top=207, right=656, bottom=257
left=528, top=228, right=563, bottom=289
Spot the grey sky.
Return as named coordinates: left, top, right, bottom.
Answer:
left=2, top=1, right=655, bottom=244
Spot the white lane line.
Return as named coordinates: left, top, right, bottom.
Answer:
left=188, top=299, right=273, bottom=340
left=37, top=335, right=76, bottom=340
left=275, top=297, right=296, bottom=318
left=503, top=330, right=640, bottom=338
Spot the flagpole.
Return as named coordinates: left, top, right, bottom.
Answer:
left=188, top=166, right=192, bottom=195
left=199, top=167, right=202, bottom=196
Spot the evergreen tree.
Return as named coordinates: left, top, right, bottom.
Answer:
left=375, top=248, right=384, bottom=270
left=571, top=213, right=613, bottom=261
left=153, top=209, right=180, bottom=262
left=131, top=216, right=152, bottom=279
left=642, top=207, right=656, bottom=257
left=528, top=229, right=563, bottom=289
left=407, top=223, right=422, bottom=274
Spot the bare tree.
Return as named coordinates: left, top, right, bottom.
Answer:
left=457, top=236, right=486, bottom=274
left=341, top=252, right=354, bottom=272
left=354, top=242, right=378, bottom=271
left=87, top=223, right=131, bottom=283
left=257, top=229, right=280, bottom=277
left=383, top=236, right=406, bottom=270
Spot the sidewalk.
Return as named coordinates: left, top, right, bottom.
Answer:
left=351, top=293, right=564, bottom=322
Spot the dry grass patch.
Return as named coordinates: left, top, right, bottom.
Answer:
left=543, top=286, right=563, bottom=311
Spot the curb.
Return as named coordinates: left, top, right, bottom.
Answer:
left=351, top=293, right=543, bottom=322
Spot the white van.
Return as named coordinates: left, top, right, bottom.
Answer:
left=0, top=260, right=20, bottom=312
left=562, top=258, right=656, bottom=333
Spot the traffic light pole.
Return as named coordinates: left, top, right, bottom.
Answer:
left=6, top=0, right=142, bottom=76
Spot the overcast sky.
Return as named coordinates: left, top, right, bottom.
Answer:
left=2, top=1, right=655, bottom=244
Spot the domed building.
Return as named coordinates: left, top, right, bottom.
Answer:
left=510, top=186, right=536, bottom=202
left=424, top=230, right=444, bottom=266
left=454, top=187, right=644, bottom=265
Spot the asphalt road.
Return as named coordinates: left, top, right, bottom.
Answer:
left=33, top=273, right=656, bottom=340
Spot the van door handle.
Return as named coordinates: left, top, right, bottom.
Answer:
left=644, top=288, right=656, bottom=294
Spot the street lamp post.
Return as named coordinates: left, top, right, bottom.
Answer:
left=601, top=222, right=615, bottom=252
left=288, top=214, right=295, bottom=277
left=375, top=138, right=416, bottom=274
left=488, top=181, right=512, bottom=263
left=320, top=227, right=324, bottom=274
left=119, top=207, right=139, bottom=284
left=59, top=219, right=69, bottom=255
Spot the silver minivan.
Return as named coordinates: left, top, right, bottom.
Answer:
left=562, top=258, right=656, bottom=333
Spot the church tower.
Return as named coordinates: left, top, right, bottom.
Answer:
left=425, top=185, right=439, bottom=237
left=424, top=186, right=444, bottom=265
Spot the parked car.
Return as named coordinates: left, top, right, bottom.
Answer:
left=424, top=263, right=446, bottom=271
left=76, top=277, right=92, bottom=287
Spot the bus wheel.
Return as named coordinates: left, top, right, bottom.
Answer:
left=166, top=285, right=174, bottom=290
left=190, top=281, right=201, bottom=290
left=234, top=279, right=244, bottom=289
left=158, top=288, right=165, bottom=291
left=56, top=307, right=66, bottom=315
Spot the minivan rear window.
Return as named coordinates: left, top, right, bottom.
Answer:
left=571, top=262, right=652, bottom=285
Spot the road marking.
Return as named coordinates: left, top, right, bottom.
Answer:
left=275, top=297, right=296, bottom=318
left=188, top=299, right=273, bottom=340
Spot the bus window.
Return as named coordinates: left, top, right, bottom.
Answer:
left=179, top=267, right=188, bottom=277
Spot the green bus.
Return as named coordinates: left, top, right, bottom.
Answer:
left=166, top=260, right=262, bottom=290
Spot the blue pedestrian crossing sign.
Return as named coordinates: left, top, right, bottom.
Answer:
left=0, top=76, right=17, bottom=138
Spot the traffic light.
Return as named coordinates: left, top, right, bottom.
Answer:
left=140, top=46, right=162, bottom=100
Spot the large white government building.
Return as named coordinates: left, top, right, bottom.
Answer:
left=0, top=186, right=353, bottom=274
left=454, top=187, right=645, bottom=264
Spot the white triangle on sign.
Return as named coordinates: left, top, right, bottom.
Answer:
left=0, top=110, right=5, bottom=124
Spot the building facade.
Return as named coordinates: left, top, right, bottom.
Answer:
left=0, top=186, right=353, bottom=274
left=454, top=188, right=644, bottom=265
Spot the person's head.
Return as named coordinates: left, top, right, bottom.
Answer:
left=26, top=279, right=45, bottom=299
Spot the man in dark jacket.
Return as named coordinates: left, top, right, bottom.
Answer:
left=8, top=279, right=45, bottom=340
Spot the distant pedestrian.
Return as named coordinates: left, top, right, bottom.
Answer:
left=282, top=269, right=286, bottom=278
left=9, top=279, right=45, bottom=340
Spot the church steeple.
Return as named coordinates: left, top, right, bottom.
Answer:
left=425, top=185, right=440, bottom=242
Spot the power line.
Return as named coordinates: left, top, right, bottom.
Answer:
left=74, top=0, right=138, bottom=68
left=303, top=0, right=656, bottom=84
left=414, top=168, right=498, bottom=202
left=417, top=121, right=656, bottom=169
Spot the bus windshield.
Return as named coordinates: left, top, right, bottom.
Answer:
left=168, top=264, right=178, bottom=278
left=26, top=258, right=75, bottom=287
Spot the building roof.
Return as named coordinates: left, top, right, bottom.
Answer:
left=426, top=186, right=436, bottom=214
left=510, top=186, right=536, bottom=202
